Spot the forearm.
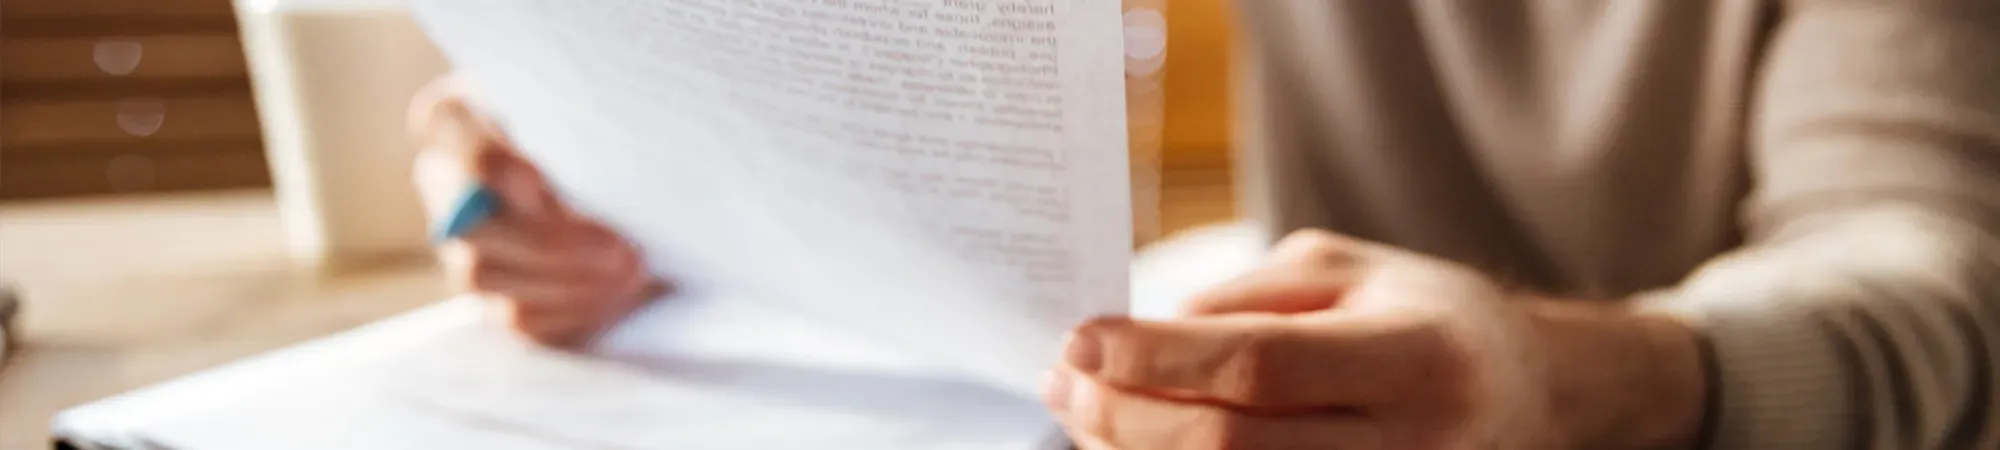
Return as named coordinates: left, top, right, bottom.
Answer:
left=1629, top=2, right=2000, bottom=447
left=1638, top=205, right=2000, bottom=449
left=1522, top=201, right=2000, bottom=450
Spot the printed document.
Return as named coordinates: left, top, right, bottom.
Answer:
left=410, top=0, right=1131, bottom=395
left=55, top=1, right=1131, bottom=448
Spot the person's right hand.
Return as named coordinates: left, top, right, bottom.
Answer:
left=408, top=76, right=663, bottom=348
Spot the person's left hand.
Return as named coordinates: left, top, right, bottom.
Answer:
left=1045, top=230, right=1707, bottom=450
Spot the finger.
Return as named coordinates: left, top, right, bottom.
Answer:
left=449, top=220, right=557, bottom=268
left=409, top=81, right=567, bottom=220
left=1048, top=368, right=1371, bottom=450
left=497, top=296, right=604, bottom=348
left=439, top=240, right=614, bottom=303
left=448, top=257, right=597, bottom=303
left=1066, top=315, right=1449, bottom=408
left=1178, top=230, right=1375, bottom=316
left=476, top=147, right=571, bottom=220
left=441, top=227, right=561, bottom=286
left=463, top=217, right=642, bottom=276
left=1177, top=261, right=1357, bottom=316
left=505, top=274, right=664, bottom=349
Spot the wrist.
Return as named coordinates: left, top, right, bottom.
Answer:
left=1525, top=298, right=1708, bottom=450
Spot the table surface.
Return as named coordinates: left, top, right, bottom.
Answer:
left=0, top=169, right=1234, bottom=449
left=0, top=190, right=448, bottom=450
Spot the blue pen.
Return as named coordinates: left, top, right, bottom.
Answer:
left=433, top=183, right=500, bottom=242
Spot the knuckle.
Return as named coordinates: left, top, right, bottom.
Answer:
left=1221, top=327, right=1295, bottom=404
left=1272, top=229, right=1360, bottom=266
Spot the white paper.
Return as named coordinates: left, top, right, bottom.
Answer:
left=52, top=226, right=1262, bottom=450
left=55, top=297, right=1068, bottom=450
left=408, top=0, right=1131, bottom=395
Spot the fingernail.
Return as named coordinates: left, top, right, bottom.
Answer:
left=1043, top=370, right=1072, bottom=412
left=1064, top=327, right=1103, bottom=373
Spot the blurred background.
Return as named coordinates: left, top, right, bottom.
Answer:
left=0, top=0, right=1238, bottom=446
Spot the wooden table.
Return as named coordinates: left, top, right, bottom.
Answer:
left=0, top=190, right=446, bottom=449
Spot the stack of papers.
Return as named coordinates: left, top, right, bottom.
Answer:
left=55, top=222, right=1263, bottom=449
left=56, top=294, right=1065, bottom=450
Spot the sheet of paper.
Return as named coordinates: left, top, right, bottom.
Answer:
left=55, top=297, right=1067, bottom=450
left=408, top=0, right=1131, bottom=395
left=51, top=229, right=1265, bottom=450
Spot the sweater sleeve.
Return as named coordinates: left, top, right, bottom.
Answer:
left=1639, top=1, right=2000, bottom=448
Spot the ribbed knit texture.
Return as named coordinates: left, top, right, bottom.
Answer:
left=1234, top=1, right=2000, bottom=448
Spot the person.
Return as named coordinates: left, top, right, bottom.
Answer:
left=407, top=1, right=2000, bottom=448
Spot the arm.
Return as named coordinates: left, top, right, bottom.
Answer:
left=1637, top=1, right=2000, bottom=448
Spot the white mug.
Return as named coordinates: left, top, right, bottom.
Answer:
left=237, top=0, right=451, bottom=269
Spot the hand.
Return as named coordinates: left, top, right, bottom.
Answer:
left=408, top=75, right=664, bottom=348
left=1046, top=230, right=1707, bottom=450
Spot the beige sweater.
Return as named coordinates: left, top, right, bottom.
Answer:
left=1232, top=1, right=2000, bottom=448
